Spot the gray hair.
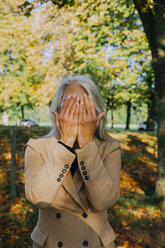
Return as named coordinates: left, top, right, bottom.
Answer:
left=43, top=74, right=113, bottom=142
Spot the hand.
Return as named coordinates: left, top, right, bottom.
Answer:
left=52, top=95, right=79, bottom=147
left=77, top=94, right=105, bottom=148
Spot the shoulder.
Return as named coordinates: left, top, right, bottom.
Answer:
left=94, top=135, right=121, bottom=158
left=94, top=135, right=121, bottom=149
left=26, top=136, right=57, bottom=151
left=26, top=136, right=52, bottom=146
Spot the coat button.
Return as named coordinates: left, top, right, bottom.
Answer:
left=82, top=212, right=88, bottom=218
left=65, top=164, right=69, bottom=169
left=57, top=178, right=61, bottom=182
left=80, top=161, right=84, bottom=165
left=62, top=169, right=66, bottom=173
left=58, top=241, right=63, bottom=247
left=56, top=213, right=61, bottom=219
left=82, top=171, right=87, bottom=175
left=81, top=166, right=86, bottom=170
left=84, top=176, right=89, bottom=180
left=82, top=240, right=88, bottom=246
left=59, top=173, right=64, bottom=178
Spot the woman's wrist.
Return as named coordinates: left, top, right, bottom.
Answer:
left=78, top=137, right=93, bottom=148
left=59, top=137, right=75, bottom=148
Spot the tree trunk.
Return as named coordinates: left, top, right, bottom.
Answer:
left=108, top=96, right=114, bottom=129
left=147, top=96, right=156, bottom=131
left=111, top=108, right=114, bottom=129
left=134, top=0, right=165, bottom=212
left=147, top=76, right=156, bottom=131
left=21, top=105, right=24, bottom=119
left=125, top=100, right=131, bottom=130
left=154, top=2, right=165, bottom=212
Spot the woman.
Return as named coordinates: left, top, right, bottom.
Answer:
left=24, top=74, right=121, bottom=248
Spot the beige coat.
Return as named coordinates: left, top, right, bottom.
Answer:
left=24, top=135, right=121, bottom=248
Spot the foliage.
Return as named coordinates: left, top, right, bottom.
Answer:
left=0, top=0, right=153, bottom=113
left=0, top=1, right=45, bottom=110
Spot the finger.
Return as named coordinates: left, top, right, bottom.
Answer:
left=83, top=93, right=91, bottom=116
left=61, top=95, right=77, bottom=118
left=69, top=97, right=79, bottom=119
left=60, top=95, right=72, bottom=116
left=88, top=95, right=96, bottom=118
left=65, top=94, right=78, bottom=118
left=61, top=95, right=71, bottom=109
left=73, top=99, right=79, bottom=119
left=79, top=96, right=86, bottom=122
left=96, top=112, right=106, bottom=127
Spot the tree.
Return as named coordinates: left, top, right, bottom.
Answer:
left=0, top=1, right=46, bottom=122
left=142, top=66, right=156, bottom=131
left=132, top=0, right=165, bottom=212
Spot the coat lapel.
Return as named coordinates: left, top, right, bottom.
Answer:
left=45, top=136, right=86, bottom=210
left=73, top=168, right=84, bottom=193
left=62, top=170, right=86, bottom=210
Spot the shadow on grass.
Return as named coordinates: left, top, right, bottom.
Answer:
left=121, top=134, right=157, bottom=197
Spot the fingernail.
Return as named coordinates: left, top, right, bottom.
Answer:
left=68, top=95, right=71, bottom=98
left=84, top=93, right=87, bottom=97
left=77, top=96, right=79, bottom=100
left=73, top=93, right=76, bottom=97
left=89, top=95, right=92, bottom=98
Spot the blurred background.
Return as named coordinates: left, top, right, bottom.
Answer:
left=0, top=0, right=165, bottom=248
